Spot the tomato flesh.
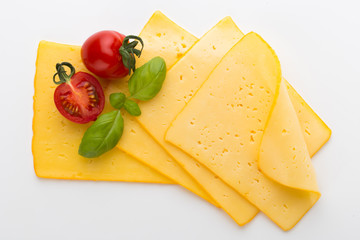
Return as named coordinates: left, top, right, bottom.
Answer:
left=54, top=72, right=105, bottom=124
left=81, top=31, right=129, bottom=79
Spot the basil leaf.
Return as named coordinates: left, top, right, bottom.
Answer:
left=128, top=56, right=167, bottom=101
left=78, top=110, right=124, bottom=158
left=124, top=99, right=141, bottom=116
left=110, top=93, right=126, bottom=109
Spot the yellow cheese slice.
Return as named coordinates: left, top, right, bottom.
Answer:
left=259, top=81, right=319, bottom=192
left=105, top=11, right=215, bottom=205
left=166, top=32, right=321, bottom=230
left=33, top=41, right=171, bottom=183
left=285, top=81, right=331, bottom=157
left=136, top=17, right=260, bottom=225
left=107, top=11, right=198, bottom=93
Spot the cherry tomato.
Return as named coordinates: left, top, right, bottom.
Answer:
left=53, top=62, right=105, bottom=124
left=81, top=31, right=144, bottom=79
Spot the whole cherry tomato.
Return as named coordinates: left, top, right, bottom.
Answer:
left=53, top=62, right=105, bottom=124
left=81, top=31, right=144, bottom=79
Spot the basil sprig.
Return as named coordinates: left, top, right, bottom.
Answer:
left=78, top=57, right=167, bottom=158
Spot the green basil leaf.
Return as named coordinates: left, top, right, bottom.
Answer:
left=124, top=99, right=141, bottom=116
left=110, top=93, right=126, bottom=109
left=78, top=110, right=124, bottom=158
left=128, top=56, right=167, bottom=101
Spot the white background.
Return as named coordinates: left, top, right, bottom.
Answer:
left=1, top=0, right=359, bottom=239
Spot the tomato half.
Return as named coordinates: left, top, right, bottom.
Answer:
left=81, top=31, right=144, bottom=79
left=53, top=62, right=105, bottom=124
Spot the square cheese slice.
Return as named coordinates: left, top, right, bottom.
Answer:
left=166, top=32, right=321, bottom=230
left=136, top=17, right=260, bottom=226
left=285, top=81, right=331, bottom=157
left=105, top=11, right=215, bottom=204
left=33, top=41, right=171, bottom=183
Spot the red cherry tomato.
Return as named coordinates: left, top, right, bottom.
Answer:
left=53, top=62, right=105, bottom=124
left=81, top=31, right=144, bottom=79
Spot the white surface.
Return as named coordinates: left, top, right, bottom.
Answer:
left=1, top=0, right=359, bottom=239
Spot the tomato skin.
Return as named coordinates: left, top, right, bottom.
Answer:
left=81, top=31, right=129, bottom=79
left=54, top=72, right=105, bottom=124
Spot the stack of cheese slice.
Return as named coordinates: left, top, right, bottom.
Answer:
left=33, top=11, right=331, bottom=230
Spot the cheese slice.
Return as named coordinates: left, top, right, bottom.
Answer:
left=105, top=11, right=215, bottom=205
left=259, top=81, right=318, bottom=192
left=106, top=11, right=198, bottom=93
left=166, top=32, right=320, bottom=230
left=33, top=41, right=171, bottom=183
left=136, top=17, right=260, bottom=225
left=285, top=81, right=331, bottom=157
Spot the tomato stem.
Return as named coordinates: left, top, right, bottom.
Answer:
left=53, top=62, right=76, bottom=85
left=119, top=35, right=144, bottom=75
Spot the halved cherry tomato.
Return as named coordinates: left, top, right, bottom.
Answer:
left=53, top=62, right=105, bottom=124
left=81, top=31, right=144, bottom=79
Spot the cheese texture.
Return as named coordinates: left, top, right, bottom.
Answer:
left=166, top=32, right=320, bottom=230
left=105, top=11, right=215, bottom=204
left=285, top=81, right=331, bottom=156
left=259, top=81, right=318, bottom=192
left=33, top=41, right=171, bottom=183
left=136, top=17, right=260, bottom=225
